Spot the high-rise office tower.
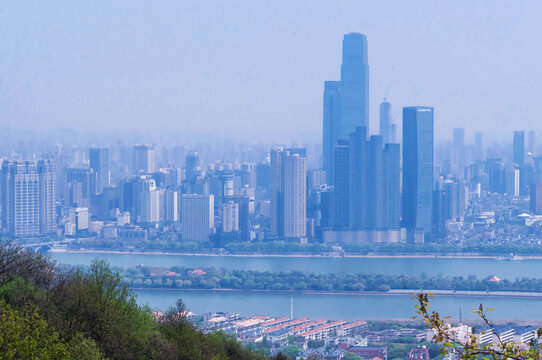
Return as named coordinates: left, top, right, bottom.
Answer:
left=433, top=179, right=467, bottom=233
left=333, top=140, right=350, bottom=228
left=513, top=131, right=527, bottom=195
left=348, top=126, right=369, bottom=229
left=307, top=169, right=327, bottom=191
left=323, top=33, right=369, bottom=185
left=506, top=167, right=520, bottom=197
left=513, top=131, right=525, bottom=166
left=133, top=144, right=155, bottom=174
left=139, top=183, right=160, bottom=223
left=270, top=148, right=307, bottom=239
left=529, top=131, right=537, bottom=155
left=390, top=124, right=398, bottom=144
left=211, top=170, right=234, bottom=213
left=384, top=143, right=401, bottom=230
left=180, top=194, right=214, bottom=242
left=1, top=160, right=56, bottom=237
left=325, top=125, right=400, bottom=243
left=340, top=33, right=369, bottom=133
left=49, top=152, right=64, bottom=202
left=162, top=188, right=179, bottom=223
left=379, top=100, right=392, bottom=144
left=475, top=132, right=483, bottom=161
left=222, top=200, right=239, bottom=232
left=453, top=128, right=465, bottom=148
left=89, top=148, right=110, bottom=193
left=530, top=184, right=542, bottom=214
left=451, top=128, right=466, bottom=177
left=185, top=150, right=201, bottom=181
left=347, top=127, right=400, bottom=232
left=226, top=195, right=251, bottom=241
left=65, top=168, right=97, bottom=207
left=402, top=107, right=434, bottom=241
left=488, top=159, right=506, bottom=194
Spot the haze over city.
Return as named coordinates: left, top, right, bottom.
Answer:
left=2, top=0, right=542, bottom=143
left=4, top=2, right=542, bottom=359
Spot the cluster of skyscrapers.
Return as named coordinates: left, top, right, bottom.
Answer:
left=3, top=33, right=542, bottom=246
left=321, top=33, right=435, bottom=242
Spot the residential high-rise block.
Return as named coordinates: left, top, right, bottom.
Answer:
left=1, top=160, right=56, bottom=237
left=402, top=106, right=434, bottom=241
left=89, top=148, right=110, bottom=193
left=270, top=148, right=307, bottom=240
left=38, top=160, right=56, bottom=235
left=181, top=194, right=214, bottom=242
left=133, top=144, right=155, bottom=174
left=323, top=33, right=369, bottom=185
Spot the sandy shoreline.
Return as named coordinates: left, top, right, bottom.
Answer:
left=48, top=248, right=530, bottom=260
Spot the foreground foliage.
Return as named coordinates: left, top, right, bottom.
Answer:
left=415, top=293, right=542, bottom=360
left=0, top=240, right=265, bottom=360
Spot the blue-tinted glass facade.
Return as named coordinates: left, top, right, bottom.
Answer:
left=402, top=106, right=434, bottom=237
left=323, top=33, right=369, bottom=186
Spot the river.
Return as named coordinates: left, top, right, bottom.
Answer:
left=134, top=289, right=542, bottom=320
left=49, top=251, right=542, bottom=319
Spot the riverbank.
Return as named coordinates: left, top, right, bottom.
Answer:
left=49, top=248, right=526, bottom=259
left=131, top=287, right=542, bottom=299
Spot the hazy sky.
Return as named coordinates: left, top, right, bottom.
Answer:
left=1, top=1, right=542, bottom=144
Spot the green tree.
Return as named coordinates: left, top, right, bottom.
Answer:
left=281, top=345, right=302, bottom=359
left=0, top=300, right=68, bottom=360
left=47, top=259, right=157, bottom=360
left=67, top=333, right=105, bottom=360
left=343, top=353, right=363, bottom=360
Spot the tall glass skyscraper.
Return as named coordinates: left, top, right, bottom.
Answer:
left=323, top=33, right=369, bottom=185
left=89, top=148, right=110, bottom=194
left=379, top=100, right=392, bottom=145
left=513, top=131, right=525, bottom=166
left=402, top=106, right=434, bottom=241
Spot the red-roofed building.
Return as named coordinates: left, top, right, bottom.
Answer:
left=339, top=345, right=387, bottom=360
left=189, top=269, right=207, bottom=275
left=261, top=317, right=290, bottom=329
left=336, top=320, right=369, bottom=337
left=298, top=320, right=348, bottom=341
